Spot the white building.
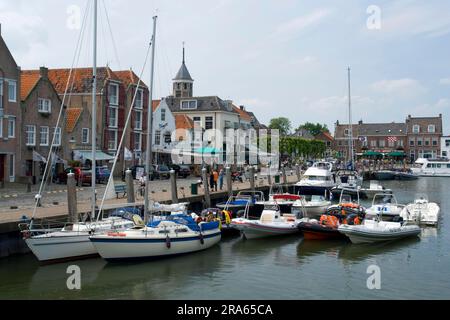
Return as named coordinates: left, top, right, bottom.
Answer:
left=152, top=98, right=177, bottom=164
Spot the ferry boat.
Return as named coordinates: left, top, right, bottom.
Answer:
left=411, top=158, right=450, bottom=177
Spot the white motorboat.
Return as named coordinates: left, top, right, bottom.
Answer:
left=359, top=180, right=392, bottom=199
left=365, top=193, right=405, bottom=221
left=400, top=194, right=440, bottom=226
left=411, top=158, right=450, bottom=177
left=291, top=195, right=330, bottom=219
left=338, top=219, right=421, bottom=244
left=255, top=184, right=301, bottom=215
left=230, top=203, right=301, bottom=239
left=90, top=214, right=221, bottom=261
left=295, top=166, right=336, bottom=196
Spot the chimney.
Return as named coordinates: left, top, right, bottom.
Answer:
left=40, top=66, right=48, bottom=79
left=240, top=105, right=245, bottom=111
left=358, top=120, right=363, bottom=125
left=336, top=120, right=340, bottom=126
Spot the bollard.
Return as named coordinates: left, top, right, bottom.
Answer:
left=202, top=168, right=211, bottom=208
left=67, top=173, right=78, bottom=223
left=170, top=170, right=179, bottom=204
left=296, top=164, right=301, bottom=181
left=282, top=167, right=287, bottom=185
left=226, top=166, right=232, bottom=198
left=125, top=169, right=135, bottom=204
left=249, top=166, right=255, bottom=192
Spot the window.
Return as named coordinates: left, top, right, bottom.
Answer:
left=135, top=89, right=143, bottom=109
left=409, top=139, right=415, bottom=147
left=446, top=139, right=450, bottom=147
left=193, top=117, right=201, bottom=128
left=134, top=132, right=142, bottom=151
left=8, top=80, right=17, bottom=102
left=371, top=140, right=377, bottom=147
left=164, top=132, right=171, bottom=144
left=425, top=139, right=430, bottom=146
left=443, top=151, right=447, bottom=157
left=417, top=138, right=422, bottom=146
left=379, top=140, right=385, bottom=147
left=388, top=139, right=395, bottom=147
left=25, top=125, right=36, bottom=146
left=397, top=140, right=403, bottom=147
left=428, top=125, right=435, bottom=133
left=344, top=129, right=349, bottom=136
left=0, top=79, right=3, bottom=109
left=38, top=98, right=51, bottom=113
left=7, top=118, right=15, bottom=138
left=108, top=130, right=118, bottom=150
left=161, top=108, right=166, bottom=122
left=155, top=130, right=161, bottom=145
left=205, top=117, right=213, bottom=130
left=9, top=154, right=14, bottom=180
left=40, top=127, right=49, bottom=146
left=432, top=139, right=438, bottom=146
left=135, top=110, right=143, bottom=130
left=412, top=125, right=420, bottom=134
left=52, top=127, right=61, bottom=146
left=109, top=107, right=118, bottom=128
left=82, top=128, right=89, bottom=144
left=109, top=83, right=119, bottom=105
left=180, top=100, right=197, bottom=110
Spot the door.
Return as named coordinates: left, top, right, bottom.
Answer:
left=0, top=155, right=5, bottom=182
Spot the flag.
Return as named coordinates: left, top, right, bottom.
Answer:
left=124, top=147, right=133, bottom=161
left=387, top=136, right=398, bottom=143
left=32, top=151, right=47, bottom=163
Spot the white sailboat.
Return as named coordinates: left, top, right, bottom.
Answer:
left=89, top=16, right=222, bottom=261
left=21, top=0, right=134, bottom=262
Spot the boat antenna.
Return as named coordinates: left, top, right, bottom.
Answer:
left=144, top=16, right=158, bottom=225
left=91, top=0, right=98, bottom=220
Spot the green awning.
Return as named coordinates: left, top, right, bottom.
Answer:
left=387, top=151, right=406, bottom=157
left=77, top=151, right=115, bottom=161
left=363, top=151, right=383, bottom=157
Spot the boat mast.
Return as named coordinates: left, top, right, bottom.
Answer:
left=91, top=0, right=98, bottom=219
left=347, top=67, right=354, bottom=171
left=144, top=16, right=157, bottom=224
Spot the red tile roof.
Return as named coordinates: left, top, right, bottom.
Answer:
left=152, top=100, right=161, bottom=112
left=232, top=105, right=252, bottom=122
left=20, top=70, right=41, bottom=101
left=65, top=108, right=83, bottom=133
left=175, top=114, right=194, bottom=130
left=114, top=70, right=148, bottom=89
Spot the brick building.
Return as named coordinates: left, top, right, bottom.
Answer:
left=406, top=114, right=443, bottom=161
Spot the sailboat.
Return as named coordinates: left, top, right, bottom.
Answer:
left=89, top=16, right=222, bottom=261
left=20, top=0, right=134, bottom=263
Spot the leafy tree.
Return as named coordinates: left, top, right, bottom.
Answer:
left=269, top=117, right=292, bottom=136
left=297, top=122, right=330, bottom=136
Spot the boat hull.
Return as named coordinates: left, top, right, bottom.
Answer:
left=90, top=231, right=221, bottom=261
left=231, top=221, right=299, bottom=239
left=298, top=222, right=346, bottom=240
left=338, top=225, right=421, bottom=244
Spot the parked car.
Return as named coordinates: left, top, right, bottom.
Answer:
left=169, top=164, right=191, bottom=178
left=96, top=166, right=111, bottom=184
left=155, top=164, right=171, bottom=179
left=58, top=167, right=92, bottom=186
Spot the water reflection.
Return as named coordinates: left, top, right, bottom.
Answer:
left=296, top=239, right=348, bottom=264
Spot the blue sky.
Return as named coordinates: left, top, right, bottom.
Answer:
left=1, top=0, right=449, bottom=134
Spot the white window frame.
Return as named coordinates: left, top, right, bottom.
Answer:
left=134, top=132, right=142, bottom=151
left=40, top=126, right=49, bottom=146
left=25, top=125, right=36, bottom=146
left=428, top=125, right=436, bottom=133
left=38, top=98, right=52, bottom=113
left=82, top=128, right=90, bottom=144
left=379, top=139, right=385, bottom=147
left=7, top=117, right=15, bottom=138
left=161, top=108, right=166, bottom=122
left=135, top=88, right=143, bottom=109
left=135, top=110, right=143, bottom=131
left=109, top=106, right=118, bottom=128
left=8, top=80, right=17, bottom=102
left=180, top=100, right=197, bottom=110
left=108, top=130, right=118, bottom=151
left=109, top=83, right=119, bottom=106
left=412, top=125, right=420, bottom=134
left=52, top=127, right=61, bottom=146
left=155, top=130, right=161, bottom=145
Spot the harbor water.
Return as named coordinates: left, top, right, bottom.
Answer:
left=0, top=177, right=449, bottom=300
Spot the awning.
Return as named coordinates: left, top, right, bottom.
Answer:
left=32, top=151, right=47, bottom=163
left=386, top=151, right=406, bottom=157
left=194, top=147, right=222, bottom=154
left=76, top=150, right=115, bottom=161
left=363, top=151, right=383, bottom=157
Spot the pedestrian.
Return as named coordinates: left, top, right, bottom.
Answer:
left=138, top=173, right=147, bottom=197
left=219, top=168, right=224, bottom=190
left=213, top=169, right=219, bottom=192
left=209, top=171, right=215, bottom=192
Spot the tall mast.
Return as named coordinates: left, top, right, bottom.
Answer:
left=347, top=67, right=354, bottom=170
left=91, top=0, right=98, bottom=219
left=144, top=16, right=157, bottom=224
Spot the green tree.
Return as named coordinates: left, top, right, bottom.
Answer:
left=269, top=117, right=292, bottom=136
left=297, top=122, right=330, bottom=136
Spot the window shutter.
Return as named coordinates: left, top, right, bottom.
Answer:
left=118, top=108, right=125, bottom=128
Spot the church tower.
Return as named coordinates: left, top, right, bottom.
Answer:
left=173, top=44, right=194, bottom=98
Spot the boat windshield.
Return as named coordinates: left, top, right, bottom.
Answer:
left=373, top=194, right=397, bottom=205
left=414, top=193, right=429, bottom=203
left=306, top=175, right=328, bottom=181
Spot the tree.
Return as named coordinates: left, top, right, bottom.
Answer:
left=297, top=122, right=329, bottom=136
left=269, top=117, right=291, bottom=136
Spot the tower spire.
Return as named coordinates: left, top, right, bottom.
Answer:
left=182, top=41, right=185, bottom=64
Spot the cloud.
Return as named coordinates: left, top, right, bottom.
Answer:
left=238, top=98, right=270, bottom=109
left=271, top=8, right=332, bottom=41
left=289, top=55, right=318, bottom=67
left=439, top=78, right=450, bottom=85
left=370, top=78, right=427, bottom=96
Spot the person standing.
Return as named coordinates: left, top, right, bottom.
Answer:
left=219, top=168, right=224, bottom=191
left=209, top=171, right=215, bottom=192
left=213, top=169, right=219, bottom=192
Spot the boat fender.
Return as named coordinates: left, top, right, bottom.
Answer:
left=222, top=210, right=232, bottom=225
left=199, top=233, right=204, bottom=245
left=22, top=230, right=31, bottom=240
left=166, top=236, right=171, bottom=249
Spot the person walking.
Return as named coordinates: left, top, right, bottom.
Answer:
left=213, top=169, right=219, bottom=192
left=219, top=168, right=224, bottom=190
left=209, top=171, right=215, bottom=192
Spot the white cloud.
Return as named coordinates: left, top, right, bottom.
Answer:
left=289, top=55, right=318, bottom=67
left=271, top=8, right=332, bottom=41
left=370, top=78, right=427, bottom=96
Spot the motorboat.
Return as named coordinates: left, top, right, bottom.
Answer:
left=216, top=191, right=264, bottom=211
left=410, top=158, right=450, bottom=177
left=373, top=170, right=396, bottom=180
left=326, top=189, right=366, bottom=218
left=359, top=180, right=392, bottom=199
left=255, top=184, right=301, bottom=215
left=295, top=166, right=336, bottom=196
left=331, top=170, right=364, bottom=199
left=400, top=194, right=440, bottom=226
left=90, top=214, right=221, bottom=261
left=291, top=194, right=331, bottom=220
left=311, top=161, right=333, bottom=172
left=199, top=208, right=238, bottom=235
left=338, top=219, right=421, bottom=244
left=230, top=202, right=301, bottom=239
left=365, top=193, right=405, bottom=221
left=393, top=169, right=419, bottom=180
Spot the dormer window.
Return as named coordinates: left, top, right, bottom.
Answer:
left=38, top=98, right=51, bottom=114
left=181, top=100, right=197, bottom=110
left=428, top=125, right=435, bottom=133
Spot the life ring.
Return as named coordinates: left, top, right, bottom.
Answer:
left=166, top=235, right=171, bottom=249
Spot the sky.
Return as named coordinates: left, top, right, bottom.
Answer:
left=1, top=0, right=450, bottom=134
